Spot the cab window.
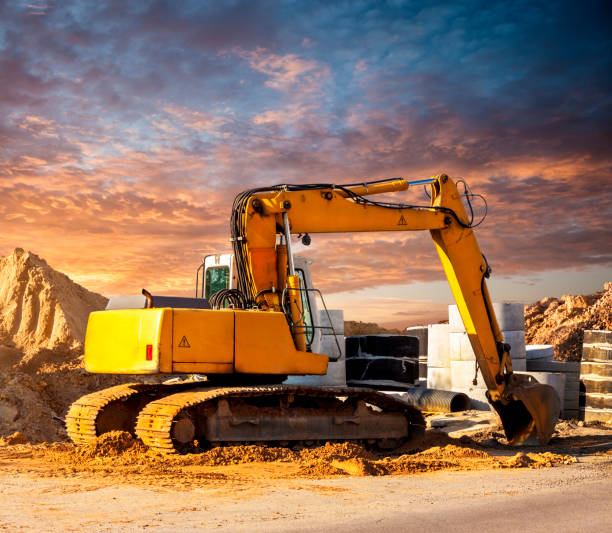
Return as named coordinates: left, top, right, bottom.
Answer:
left=296, top=268, right=314, bottom=346
left=205, top=266, right=230, bottom=299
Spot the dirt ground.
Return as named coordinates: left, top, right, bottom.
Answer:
left=1, top=415, right=611, bottom=532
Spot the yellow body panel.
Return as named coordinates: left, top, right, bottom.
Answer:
left=234, top=310, right=328, bottom=375
left=85, top=308, right=328, bottom=376
left=84, top=309, right=171, bottom=374
left=172, top=309, right=234, bottom=363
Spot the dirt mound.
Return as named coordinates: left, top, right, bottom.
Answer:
left=78, top=431, right=147, bottom=458
left=0, top=372, right=65, bottom=442
left=0, top=248, right=107, bottom=368
left=344, top=321, right=402, bottom=336
left=525, top=282, right=611, bottom=360
left=0, top=431, right=29, bottom=446
left=503, top=451, right=576, bottom=468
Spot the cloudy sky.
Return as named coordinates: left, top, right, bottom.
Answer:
left=1, top=0, right=610, bottom=326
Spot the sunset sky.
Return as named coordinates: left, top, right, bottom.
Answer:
left=1, top=1, right=610, bottom=327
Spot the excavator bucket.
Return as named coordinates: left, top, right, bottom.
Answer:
left=491, top=373, right=561, bottom=446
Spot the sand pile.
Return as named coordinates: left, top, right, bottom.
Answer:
left=525, top=282, right=611, bottom=360
left=0, top=249, right=132, bottom=441
left=0, top=248, right=107, bottom=367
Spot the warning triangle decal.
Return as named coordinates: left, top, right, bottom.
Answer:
left=178, top=336, right=191, bottom=348
left=398, top=215, right=407, bottom=226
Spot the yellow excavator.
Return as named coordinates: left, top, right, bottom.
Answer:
left=66, top=174, right=560, bottom=453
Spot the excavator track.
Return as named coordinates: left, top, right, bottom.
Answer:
left=135, top=385, right=425, bottom=454
left=65, top=382, right=204, bottom=445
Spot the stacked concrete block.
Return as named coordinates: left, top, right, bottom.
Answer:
left=515, top=371, right=566, bottom=416
left=448, top=303, right=526, bottom=371
left=285, top=309, right=346, bottom=387
left=580, top=330, right=612, bottom=423
left=447, top=303, right=526, bottom=410
left=527, top=359, right=580, bottom=419
left=406, top=325, right=428, bottom=379
left=426, top=324, right=451, bottom=390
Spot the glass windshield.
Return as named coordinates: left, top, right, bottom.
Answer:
left=205, top=266, right=230, bottom=299
left=296, top=268, right=314, bottom=346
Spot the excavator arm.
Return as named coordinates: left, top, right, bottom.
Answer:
left=232, top=174, right=560, bottom=445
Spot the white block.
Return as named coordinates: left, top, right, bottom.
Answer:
left=448, top=305, right=465, bottom=333
left=526, top=345, right=554, bottom=360
left=319, top=334, right=345, bottom=360
left=450, top=330, right=525, bottom=367
left=449, top=302, right=525, bottom=332
left=515, top=372, right=566, bottom=415
left=503, top=330, right=526, bottom=359
left=452, top=387, right=492, bottom=411
left=319, top=309, right=344, bottom=335
left=449, top=332, right=475, bottom=361
left=427, top=324, right=450, bottom=368
left=451, top=360, right=487, bottom=389
left=285, top=360, right=346, bottom=387
left=427, top=367, right=452, bottom=390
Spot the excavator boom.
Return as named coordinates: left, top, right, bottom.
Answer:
left=231, top=174, right=560, bottom=444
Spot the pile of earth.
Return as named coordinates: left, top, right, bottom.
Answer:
left=0, top=249, right=134, bottom=441
left=0, top=430, right=577, bottom=484
left=525, top=282, right=611, bottom=360
left=344, top=321, right=402, bottom=336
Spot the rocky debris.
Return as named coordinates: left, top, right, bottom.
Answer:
left=0, top=248, right=107, bottom=368
left=525, top=282, right=611, bottom=360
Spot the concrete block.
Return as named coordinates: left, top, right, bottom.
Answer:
left=285, top=359, right=346, bottom=387
left=515, top=371, right=566, bottom=414
left=427, top=367, right=452, bottom=391
left=492, top=303, right=525, bottom=331
left=503, top=330, right=526, bottom=359
left=583, top=407, right=612, bottom=423
left=427, top=324, right=450, bottom=367
left=449, top=302, right=524, bottom=333
left=319, top=334, right=345, bottom=360
left=526, top=360, right=580, bottom=373
left=582, top=345, right=612, bottom=362
left=526, top=345, right=554, bottom=360
left=448, top=305, right=465, bottom=333
left=449, top=332, right=475, bottom=361
left=511, top=358, right=526, bottom=371
left=450, top=360, right=487, bottom=390
left=561, top=409, right=579, bottom=420
left=319, top=309, right=344, bottom=335
left=452, top=387, right=491, bottom=411
left=405, top=326, right=428, bottom=356
left=583, top=330, right=612, bottom=345
left=581, top=361, right=612, bottom=378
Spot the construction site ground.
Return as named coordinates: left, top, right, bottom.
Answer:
left=1, top=414, right=611, bottom=532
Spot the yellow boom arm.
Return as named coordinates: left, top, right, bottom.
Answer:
left=230, top=174, right=559, bottom=445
